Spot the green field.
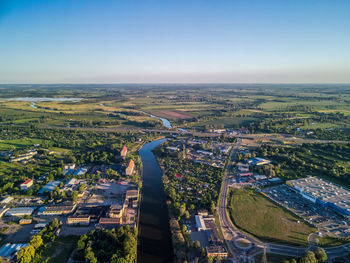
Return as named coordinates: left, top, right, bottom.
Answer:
left=41, top=236, right=79, bottom=263
left=228, top=189, right=316, bottom=246
left=0, top=138, right=44, bottom=151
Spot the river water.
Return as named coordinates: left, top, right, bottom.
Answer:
left=138, top=139, right=174, bottom=263
left=140, top=111, right=172, bottom=129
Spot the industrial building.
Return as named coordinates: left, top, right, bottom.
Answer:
left=107, top=203, right=125, bottom=218
left=5, top=207, right=35, bottom=217
left=41, top=204, right=76, bottom=215
left=67, top=215, right=91, bottom=225
left=126, top=189, right=138, bottom=202
left=38, top=181, right=61, bottom=194
left=99, top=217, right=121, bottom=227
left=287, top=176, right=350, bottom=217
left=0, top=243, right=27, bottom=261
left=194, top=212, right=228, bottom=258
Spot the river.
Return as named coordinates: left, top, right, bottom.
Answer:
left=138, top=139, right=174, bottom=263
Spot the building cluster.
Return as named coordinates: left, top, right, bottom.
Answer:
left=287, top=176, right=350, bottom=217
left=194, top=211, right=228, bottom=258
left=9, top=149, right=37, bottom=163
left=67, top=187, right=139, bottom=227
left=234, top=160, right=280, bottom=187
left=63, top=164, right=88, bottom=176
left=165, top=139, right=231, bottom=168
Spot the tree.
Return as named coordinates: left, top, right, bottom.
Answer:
left=111, top=257, right=128, bottom=263
left=51, top=218, right=59, bottom=229
left=17, top=245, right=35, bottom=263
left=77, top=234, right=88, bottom=251
left=85, top=248, right=97, bottom=263
left=299, top=251, right=317, bottom=263
left=315, top=247, right=327, bottom=263
left=29, top=235, right=43, bottom=250
left=194, top=240, right=201, bottom=248
left=71, top=191, right=78, bottom=202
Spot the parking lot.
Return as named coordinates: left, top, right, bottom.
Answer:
left=262, top=185, right=350, bottom=238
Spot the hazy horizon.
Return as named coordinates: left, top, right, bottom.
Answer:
left=1, top=0, right=350, bottom=84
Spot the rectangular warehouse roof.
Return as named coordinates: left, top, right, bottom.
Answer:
left=288, top=176, right=350, bottom=215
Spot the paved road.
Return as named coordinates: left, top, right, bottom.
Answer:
left=217, top=138, right=265, bottom=263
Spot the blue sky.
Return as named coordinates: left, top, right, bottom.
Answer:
left=0, top=0, right=350, bottom=83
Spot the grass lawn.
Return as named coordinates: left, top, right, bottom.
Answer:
left=42, top=235, right=79, bottom=263
left=228, top=188, right=316, bottom=246
left=254, top=253, right=297, bottom=263
left=0, top=138, right=44, bottom=151
left=317, top=235, right=350, bottom=247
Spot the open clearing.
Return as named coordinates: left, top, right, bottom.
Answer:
left=228, top=188, right=316, bottom=246
left=154, top=110, right=193, bottom=120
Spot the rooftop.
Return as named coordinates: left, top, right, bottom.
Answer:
left=289, top=176, right=350, bottom=214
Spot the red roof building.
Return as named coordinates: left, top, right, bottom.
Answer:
left=20, top=179, right=33, bottom=190
left=120, top=146, right=128, bottom=158
left=126, top=160, right=134, bottom=176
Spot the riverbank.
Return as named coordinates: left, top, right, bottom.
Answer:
left=137, top=139, right=174, bottom=263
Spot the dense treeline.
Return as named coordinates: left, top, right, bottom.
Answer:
left=74, top=226, right=137, bottom=263
left=249, top=143, right=350, bottom=185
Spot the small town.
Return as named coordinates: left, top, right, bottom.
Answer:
left=0, top=145, right=139, bottom=262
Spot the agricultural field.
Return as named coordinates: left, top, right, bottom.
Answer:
left=1, top=84, right=350, bottom=136
left=228, top=188, right=316, bottom=246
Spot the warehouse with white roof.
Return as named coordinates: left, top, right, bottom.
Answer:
left=287, top=176, right=350, bottom=217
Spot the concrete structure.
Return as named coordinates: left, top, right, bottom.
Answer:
left=126, top=189, right=138, bottom=201
left=67, top=215, right=90, bottom=225
left=126, top=160, right=135, bottom=176
left=287, top=176, right=350, bottom=217
left=20, top=179, right=33, bottom=190
left=107, top=203, right=125, bottom=218
left=206, top=244, right=229, bottom=258
left=5, top=207, right=35, bottom=217
left=120, top=145, right=128, bottom=158
left=38, top=181, right=61, bottom=194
